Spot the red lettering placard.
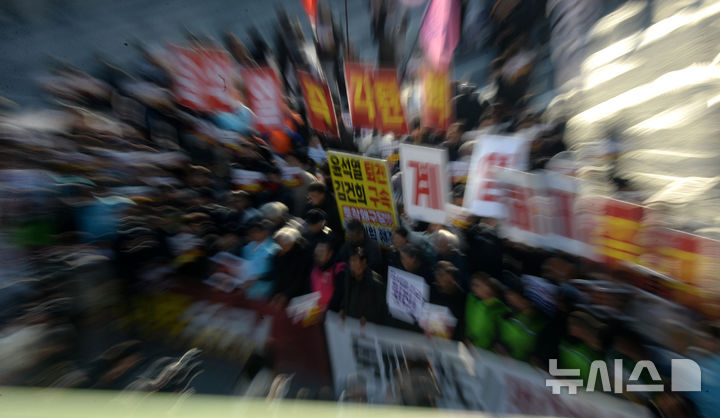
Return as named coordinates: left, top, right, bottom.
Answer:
left=593, top=199, right=645, bottom=265
left=297, top=71, right=338, bottom=136
left=344, top=63, right=376, bottom=129
left=421, top=66, right=452, bottom=129
left=165, top=45, right=240, bottom=113
left=242, top=67, right=285, bottom=132
left=400, top=143, right=449, bottom=224
left=374, top=68, right=408, bottom=135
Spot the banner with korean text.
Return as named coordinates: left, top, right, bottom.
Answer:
left=591, top=198, right=645, bottom=265
left=241, top=67, right=285, bottom=131
left=327, top=151, right=398, bottom=245
left=374, top=68, right=408, bottom=134
left=420, top=66, right=452, bottom=129
left=464, top=135, right=530, bottom=218
left=297, top=71, right=339, bottom=136
left=399, top=143, right=449, bottom=224
left=344, top=63, right=408, bottom=134
left=496, top=168, right=548, bottom=248
left=165, top=45, right=240, bottom=113
left=386, top=266, right=429, bottom=323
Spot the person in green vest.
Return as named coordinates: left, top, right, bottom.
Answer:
left=496, top=273, right=547, bottom=363
left=465, top=272, right=509, bottom=350
left=558, top=311, right=605, bottom=389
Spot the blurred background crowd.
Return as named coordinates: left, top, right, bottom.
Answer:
left=2, top=0, right=720, bottom=417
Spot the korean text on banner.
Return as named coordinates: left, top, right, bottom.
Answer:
left=345, top=64, right=408, bottom=135
left=497, top=168, right=547, bottom=248
left=387, top=266, right=429, bottom=323
left=345, top=63, right=376, bottom=129
left=327, top=151, right=398, bottom=245
left=165, top=45, right=239, bottom=113
left=400, top=143, right=449, bottom=224
left=241, top=67, right=285, bottom=131
left=421, top=66, right=452, bottom=129
left=374, top=69, right=408, bottom=135
left=419, top=0, right=461, bottom=70
left=593, top=199, right=645, bottom=265
left=464, top=135, right=530, bottom=218
left=297, top=71, right=339, bottom=136
left=640, top=228, right=720, bottom=288
left=543, top=171, right=594, bottom=258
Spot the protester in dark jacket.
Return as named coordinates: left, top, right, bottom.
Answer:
left=429, top=261, right=467, bottom=341
left=399, top=244, right=433, bottom=285
left=305, top=182, right=344, bottom=247
left=340, top=247, right=387, bottom=324
left=337, top=220, right=384, bottom=275
left=302, top=209, right=333, bottom=253
left=268, top=227, right=312, bottom=306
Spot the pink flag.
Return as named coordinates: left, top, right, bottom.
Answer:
left=419, top=0, right=460, bottom=70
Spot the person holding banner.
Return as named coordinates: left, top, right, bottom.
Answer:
left=338, top=220, right=384, bottom=276
left=429, top=261, right=467, bottom=341
left=305, top=182, right=344, bottom=247
left=339, top=247, right=387, bottom=325
left=309, top=237, right=346, bottom=312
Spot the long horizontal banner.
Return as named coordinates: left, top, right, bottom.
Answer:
left=493, top=168, right=720, bottom=295
left=325, top=312, right=650, bottom=416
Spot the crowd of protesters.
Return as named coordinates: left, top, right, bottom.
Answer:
left=0, top=1, right=719, bottom=417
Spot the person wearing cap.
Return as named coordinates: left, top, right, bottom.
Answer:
left=305, top=182, right=344, bottom=245
left=302, top=209, right=333, bottom=252
left=337, top=220, right=384, bottom=276
left=496, top=273, right=547, bottom=363
left=340, top=247, right=387, bottom=325
left=241, top=219, right=280, bottom=284
left=465, top=272, right=510, bottom=350
left=267, top=226, right=312, bottom=307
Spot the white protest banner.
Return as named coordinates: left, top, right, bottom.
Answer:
left=463, top=135, right=530, bottom=218
left=205, top=251, right=249, bottom=292
left=543, top=170, right=594, bottom=258
left=386, top=266, right=429, bottom=323
left=324, top=311, right=651, bottom=417
left=497, top=168, right=548, bottom=248
left=399, top=143, right=449, bottom=224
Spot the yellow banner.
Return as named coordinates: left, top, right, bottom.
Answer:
left=327, top=151, right=398, bottom=246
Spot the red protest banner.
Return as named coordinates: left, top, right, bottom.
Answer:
left=297, top=71, right=339, bottom=136
left=241, top=67, right=285, bottom=132
left=421, top=66, right=452, bottom=129
left=374, top=68, right=408, bottom=135
left=344, top=62, right=376, bottom=129
left=165, top=45, right=240, bottom=113
left=592, top=199, right=645, bottom=265
left=640, top=228, right=720, bottom=288
left=344, top=64, right=408, bottom=135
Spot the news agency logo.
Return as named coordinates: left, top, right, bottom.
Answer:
left=546, top=359, right=702, bottom=394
